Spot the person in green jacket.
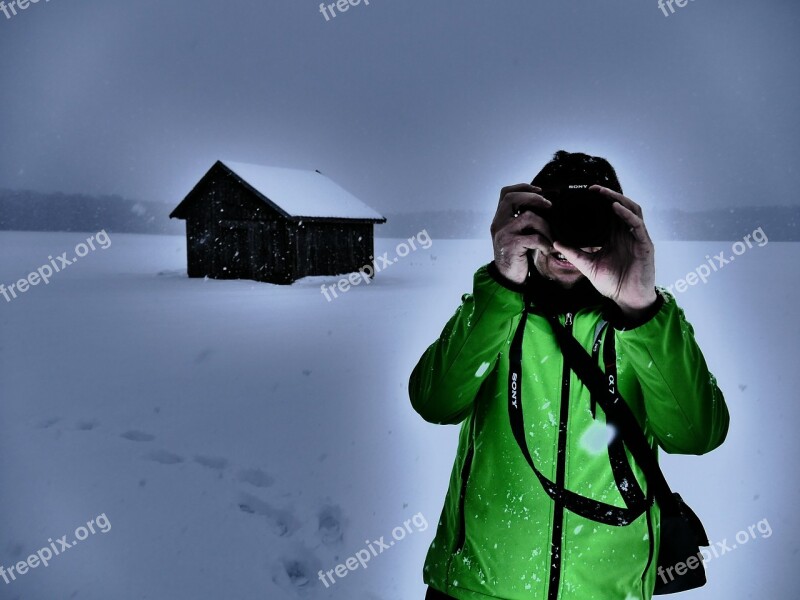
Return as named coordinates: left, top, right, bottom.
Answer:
left=409, top=151, right=729, bottom=600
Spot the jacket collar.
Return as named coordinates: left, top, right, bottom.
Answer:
left=522, top=263, right=609, bottom=316
left=486, top=260, right=664, bottom=329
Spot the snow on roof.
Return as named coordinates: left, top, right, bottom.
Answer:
left=219, top=160, right=384, bottom=221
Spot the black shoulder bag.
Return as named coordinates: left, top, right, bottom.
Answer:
left=544, top=311, right=710, bottom=595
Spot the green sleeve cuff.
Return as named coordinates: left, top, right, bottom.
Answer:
left=606, top=289, right=667, bottom=331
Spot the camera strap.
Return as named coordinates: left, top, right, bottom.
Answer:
left=593, top=321, right=648, bottom=510
left=508, top=307, right=650, bottom=526
left=542, top=312, right=688, bottom=518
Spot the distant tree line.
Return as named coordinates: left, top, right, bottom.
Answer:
left=378, top=207, right=800, bottom=241
left=0, top=189, right=797, bottom=241
left=0, top=189, right=183, bottom=235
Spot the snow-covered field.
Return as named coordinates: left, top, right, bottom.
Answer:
left=0, top=230, right=795, bottom=599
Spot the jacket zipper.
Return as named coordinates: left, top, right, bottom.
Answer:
left=454, top=416, right=476, bottom=555
left=641, top=496, right=656, bottom=593
left=547, top=311, right=573, bottom=600
left=453, top=444, right=474, bottom=554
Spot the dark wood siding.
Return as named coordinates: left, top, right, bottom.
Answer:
left=294, top=221, right=374, bottom=278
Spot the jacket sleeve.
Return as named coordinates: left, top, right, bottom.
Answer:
left=409, top=263, right=524, bottom=424
left=614, top=289, right=730, bottom=455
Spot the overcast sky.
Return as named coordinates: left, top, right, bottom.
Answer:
left=0, top=0, right=797, bottom=216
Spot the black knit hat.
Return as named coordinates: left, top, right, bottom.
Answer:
left=531, top=150, right=623, bottom=193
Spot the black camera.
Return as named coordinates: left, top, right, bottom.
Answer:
left=527, top=184, right=615, bottom=248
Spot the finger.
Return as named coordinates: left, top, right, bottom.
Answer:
left=500, top=183, right=542, bottom=199
left=552, top=242, right=595, bottom=277
left=494, top=208, right=554, bottom=247
left=500, top=221, right=554, bottom=252
left=493, top=191, right=551, bottom=229
left=496, top=185, right=534, bottom=223
left=499, top=184, right=543, bottom=212
left=612, top=202, right=650, bottom=244
left=506, top=211, right=553, bottom=238
left=501, top=225, right=554, bottom=257
left=503, top=191, right=552, bottom=215
left=590, top=185, right=643, bottom=218
left=514, top=233, right=555, bottom=256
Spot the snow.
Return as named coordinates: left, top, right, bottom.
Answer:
left=579, top=422, right=617, bottom=455
left=0, top=231, right=795, bottom=599
left=220, top=160, right=384, bottom=221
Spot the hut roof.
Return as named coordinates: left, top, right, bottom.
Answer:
left=171, top=160, right=385, bottom=222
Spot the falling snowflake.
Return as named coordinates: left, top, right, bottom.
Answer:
left=475, top=362, right=491, bottom=377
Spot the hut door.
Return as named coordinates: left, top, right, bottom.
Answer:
left=221, top=225, right=252, bottom=279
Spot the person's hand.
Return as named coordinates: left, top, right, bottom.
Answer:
left=553, top=186, right=658, bottom=318
left=490, top=184, right=554, bottom=285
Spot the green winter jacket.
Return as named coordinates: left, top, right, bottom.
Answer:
left=409, top=262, right=729, bottom=600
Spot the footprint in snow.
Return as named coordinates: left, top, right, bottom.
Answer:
left=237, top=492, right=299, bottom=537
left=317, top=504, right=345, bottom=545
left=75, top=419, right=99, bottom=431
left=194, top=455, right=229, bottom=471
left=35, top=417, right=60, bottom=429
left=121, top=430, right=155, bottom=442
left=269, top=550, right=321, bottom=596
left=236, top=468, right=274, bottom=488
left=144, top=450, right=184, bottom=465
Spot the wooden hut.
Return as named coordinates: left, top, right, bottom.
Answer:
left=170, top=160, right=386, bottom=284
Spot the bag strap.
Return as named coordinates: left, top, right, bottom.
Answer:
left=544, top=312, right=683, bottom=517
